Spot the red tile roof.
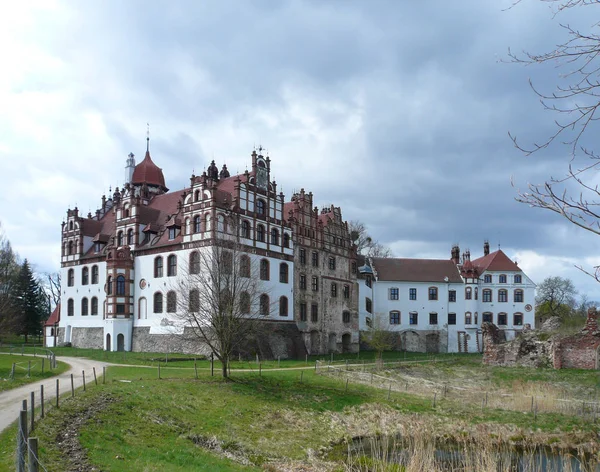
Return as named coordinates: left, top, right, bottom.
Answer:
left=132, top=151, right=168, bottom=191
left=372, top=257, right=463, bottom=283
left=45, top=304, right=60, bottom=326
left=471, top=250, right=520, bottom=272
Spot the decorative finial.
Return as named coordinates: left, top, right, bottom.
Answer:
left=146, top=123, right=150, bottom=153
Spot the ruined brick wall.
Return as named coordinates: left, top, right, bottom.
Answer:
left=553, top=308, right=600, bottom=369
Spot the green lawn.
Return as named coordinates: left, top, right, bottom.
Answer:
left=0, top=360, right=598, bottom=471
left=0, top=354, right=68, bottom=393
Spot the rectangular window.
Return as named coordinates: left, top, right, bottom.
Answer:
left=389, top=311, right=400, bottom=324
left=499, top=290, right=508, bottom=302
left=312, top=251, right=319, bottom=267
left=514, top=290, right=524, bottom=303
left=483, top=290, right=492, bottom=303
left=428, top=287, right=438, bottom=301
left=497, top=313, right=508, bottom=325
left=343, top=311, right=351, bottom=323
left=328, top=257, right=336, bottom=270
left=299, top=248, right=306, bottom=265
left=513, top=313, right=523, bottom=326
left=448, top=290, right=456, bottom=302
left=168, top=227, right=176, bottom=240
left=429, top=312, right=438, bottom=325
left=514, top=275, right=522, bottom=284
left=409, top=312, right=418, bottom=325
left=300, top=303, right=307, bottom=322
left=116, top=304, right=126, bottom=314
left=366, top=276, right=372, bottom=288
left=311, top=276, right=319, bottom=291
left=331, top=283, right=337, bottom=297
left=483, top=313, right=493, bottom=323
left=448, top=313, right=456, bottom=325
left=299, top=274, right=307, bottom=290
left=409, top=288, right=417, bottom=300
left=343, top=285, right=350, bottom=299
left=351, top=261, right=357, bottom=274
left=389, top=288, right=399, bottom=300
left=366, top=298, right=372, bottom=313
left=499, top=274, right=507, bottom=283
left=484, top=274, right=492, bottom=283
left=311, top=304, right=318, bottom=322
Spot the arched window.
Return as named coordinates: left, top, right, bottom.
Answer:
left=482, top=312, right=493, bottom=323
left=513, top=312, right=524, bottom=326
left=91, top=297, right=98, bottom=316
left=240, top=255, right=251, bottom=278
left=474, top=312, right=478, bottom=324
left=497, top=312, right=508, bottom=325
left=116, top=275, right=126, bottom=295
left=153, top=292, right=163, bottom=313
left=241, top=220, right=250, bottom=239
left=428, top=287, right=438, bottom=301
left=331, top=282, right=337, bottom=297
left=189, top=251, right=200, bottom=274
left=67, top=269, right=74, bottom=287
left=124, top=208, right=130, bottom=218
left=189, top=289, right=199, bottom=312
left=69, top=221, right=74, bottom=230
left=127, top=229, right=134, bottom=245
left=514, top=275, right=522, bottom=284
left=257, top=225, right=265, bottom=242
left=465, top=312, right=472, bottom=324
left=260, top=294, right=270, bottom=316
left=279, top=296, right=288, bottom=316
left=240, top=292, right=251, bottom=313
left=465, top=287, right=472, bottom=300
left=256, top=199, right=266, bottom=216
left=279, top=263, right=288, bottom=283
left=514, top=289, right=524, bottom=303
left=194, top=215, right=201, bottom=233
left=167, top=291, right=176, bottom=312
left=82, top=267, right=89, bottom=285
left=475, top=287, right=478, bottom=300
left=68, top=241, right=73, bottom=255
left=283, top=233, right=290, bottom=248
left=154, top=257, right=163, bottom=278
left=271, top=228, right=279, bottom=246
left=389, top=311, right=400, bottom=324
left=194, top=190, right=200, bottom=202
left=260, top=259, right=270, bottom=280
left=81, top=298, right=88, bottom=316
left=498, top=289, right=508, bottom=302
left=482, top=289, right=492, bottom=303
left=167, top=255, right=177, bottom=276
left=117, top=231, right=123, bottom=247
left=499, top=274, right=507, bottom=284
left=107, top=276, right=113, bottom=295
left=67, top=298, right=74, bottom=316
left=91, top=265, right=99, bottom=284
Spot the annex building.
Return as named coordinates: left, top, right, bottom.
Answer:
left=53, top=142, right=535, bottom=355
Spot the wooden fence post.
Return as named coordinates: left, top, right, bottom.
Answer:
left=17, top=409, right=27, bottom=472
left=30, top=391, right=34, bottom=432
left=11, top=363, right=15, bottom=380
left=28, top=437, right=39, bottom=472
left=93, top=367, right=97, bottom=385
left=40, top=385, right=44, bottom=419
left=387, top=384, right=391, bottom=400
left=56, top=379, right=59, bottom=408
left=211, top=353, right=214, bottom=377
left=28, top=361, right=31, bottom=378
left=82, top=371, right=86, bottom=391
left=70, top=374, right=74, bottom=397
left=194, top=361, right=198, bottom=380
left=103, top=366, right=106, bottom=384
left=345, top=378, right=349, bottom=393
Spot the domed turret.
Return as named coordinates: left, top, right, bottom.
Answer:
left=131, top=136, right=168, bottom=193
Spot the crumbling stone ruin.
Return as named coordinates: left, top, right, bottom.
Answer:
left=483, top=308, right=600, bottom=369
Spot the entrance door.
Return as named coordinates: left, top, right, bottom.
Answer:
left=342, top=333, right=351, bottom=352
left=117, top=333, right=125, bottom=352
left=106, top=333, right=111, bottom=352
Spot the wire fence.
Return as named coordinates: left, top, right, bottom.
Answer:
left=316, top=359, right=600, bottom=420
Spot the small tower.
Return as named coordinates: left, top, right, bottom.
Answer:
left=483, top=240, right=490, bottom=256
left=125, top=153, right=136, bottom=184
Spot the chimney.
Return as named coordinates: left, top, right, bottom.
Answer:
left=484, top=240, right=490, bottom=256
left=451, top=245, right=460, bottom=265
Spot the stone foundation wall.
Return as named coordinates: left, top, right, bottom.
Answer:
left=359, top=329, right=448, bottom=353
left=71, top=327, right=103, bottom=350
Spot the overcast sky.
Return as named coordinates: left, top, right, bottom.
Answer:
left=2, top=0, right=600, bottom=301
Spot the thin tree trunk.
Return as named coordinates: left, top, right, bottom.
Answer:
left=222, top=359, right=228, bottom=379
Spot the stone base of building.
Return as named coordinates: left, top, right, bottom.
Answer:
left=56, top=321, right=310, bottom=360
left=359, top=329, right=451, bottom=353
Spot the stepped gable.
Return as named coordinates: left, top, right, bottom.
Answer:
left=471, top=249, right=520, bottom=272
left=131, top=150, right=168, bottom=192
left=372, top=257, right=463, bottom=283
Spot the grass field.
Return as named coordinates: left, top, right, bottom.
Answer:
left=0, top=356, right=599, bottom=471
left=0, top=354, right=68, bottom=393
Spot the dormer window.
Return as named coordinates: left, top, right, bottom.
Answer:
left=169, top=227, right=177, bottom=240
left=94, top=242, right=103, bottom=253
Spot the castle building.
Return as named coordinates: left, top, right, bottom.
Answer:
left=357, top=243, right=536, bottom=353
left=57, top=142, right=359, bottom=355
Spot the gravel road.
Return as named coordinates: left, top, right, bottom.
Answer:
left=0, top=356, right=113, bottom=434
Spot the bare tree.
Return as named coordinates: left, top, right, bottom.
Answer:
left=0, top=224, right=19, bottom=335
left=45, top=272, right=61, bottom=307
left=536, top=276, right=578, bottom=318
left=172, top=219, right=268, bottom=379
left=363, top=313, right=395, bottom=369
left=349, top=220, right=393, bottom=258
left=510, top=1, right=600, bottom=280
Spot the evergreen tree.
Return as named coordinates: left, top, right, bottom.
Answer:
left=0, top=224, right=20, bottom=336
left=14, top=260, right=47, bottom=343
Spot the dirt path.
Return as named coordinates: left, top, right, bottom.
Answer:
left=0, top=356, right=113, bottom=434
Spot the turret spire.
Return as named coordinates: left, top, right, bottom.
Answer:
left=146, top=123, right=150, bottom=153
